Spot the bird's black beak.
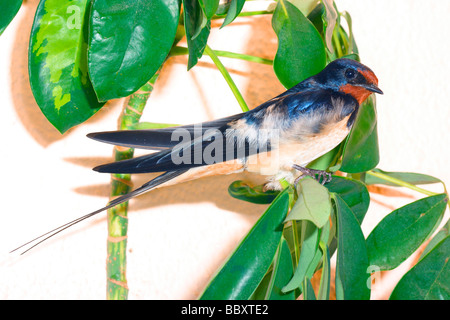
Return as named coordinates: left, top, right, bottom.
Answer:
left=360, top=83, right=383, bottom=94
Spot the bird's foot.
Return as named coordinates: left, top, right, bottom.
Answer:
left=293, top=164, right=332, bottom=186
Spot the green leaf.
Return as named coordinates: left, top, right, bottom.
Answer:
left=366, top=194, right=448, bottom=271
left=320, top=0, right=338, bottom=54
left=419, top=219, right=449, bottom=260
left=365, top=168, right=442, bottom=186
left=302, top=278, right=316, bottom=300
left=29, top=0, right=104, bottom=133
left=340, top=95, right=379, bottom=173
left=333, top=194, right=370, bottom=300
left=317, top=242, right=331, bottom=300
left=289, top=0, right=320, bottom=16
left=272, top=0, right=326, bottom=89
left=285, top=178, right=332, bottom=228
left=307, top=142, right=343, bottom=171
left=325, top=176, right=370, bottom=225
left=266, top=237, right=295, bottom=300
left=0, top=0, right=22, bottom=35
left=199, top=0, right=220, bottom=19
left=183, top=0, right=211, bottom=69
left=88, top=0, right=180, bottom=101
left=228, top=180, right=280, bottom=204
left=199, top=188, right=291, bottom=300
left=220, top=0, right=245, bottom=28
left=341, top=11, right=358, bottom=56
left=282, top=221, right=320, bottom=293
left=390, top=236, right=450, bottom=300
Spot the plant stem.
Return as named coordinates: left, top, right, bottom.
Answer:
left=366, top=170, right=439, bottom=197
left=106, top=72, right=160, bottom=300
left=212, top=10, right=274, bottom=20
left=170, top=46, right=273, bottom=65
left=204, top=45, right=249, bottom=112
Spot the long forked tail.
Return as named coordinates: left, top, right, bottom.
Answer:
left=10, top=170, right=187, bottom=255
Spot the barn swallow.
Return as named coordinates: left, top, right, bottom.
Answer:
left=12, top=58, right=382, bottom=254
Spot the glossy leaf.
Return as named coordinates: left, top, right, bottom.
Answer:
left=325, top=176, right=370, bottom=225
left=333, top=194, right=370, bottom=300
left=302, top=278, right=316, bottom=300
left=199, top=188, right=291, bottom=300
left=307, top=143, right=342, bottom=171
left=282, top=222, right=320, bottom=293
left=285, top=178, right=332, bottom=228
left=340, top=95, right=379, bottom=173
left=199, top=0, right=220, bottom=19
left=289, top=0, right=319, bottom=16
left=266, top=237, right=295, bottom=300
left=29, top=0, right=103, bottom=133
left=228, top=180, right=280, bottom=204
left=0, top=0, right=22, bottom=35
left=419, top=219, right=449, bottom=260
left=183, top=0, right=211, bottom=69
left=317, top=242, right=331, bottom=300
left=220, top=0, right=245, bottom=28
left=366, top=194, right=448, bottom=271
left=321, top=0, right=337, bottom=54
left=272, top=0, right=326, bottom=89
left=365, top=168, right=442, bottom=186
left=88, top=0, right=180, bottom=101
left=390, top=236, right=450, bottom=300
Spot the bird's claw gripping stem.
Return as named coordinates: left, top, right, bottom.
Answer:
left=293, top=164, right=332, bottom=186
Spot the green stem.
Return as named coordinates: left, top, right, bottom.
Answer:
left=212, top=10, right=274, bottom=20
left=106, top=72, right=160, bottom=300
left=204, top=45, right=249, bottom=112
left=366, top=170, right=439, bottom=197
left=170, top=46, right=273, bottom=65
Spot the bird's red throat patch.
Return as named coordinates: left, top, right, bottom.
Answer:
left=340, top=68, right=379, bottom=105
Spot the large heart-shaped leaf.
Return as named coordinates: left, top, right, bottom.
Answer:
left=29, top=0, right=103, bottom=133
left=88, top=0, right=180, bottom=101
left=0, top=0, right=22, bottom=35
left=272, top=0, right=326, bottom=89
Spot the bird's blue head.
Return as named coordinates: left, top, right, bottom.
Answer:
left=314, top=58, right=383, bottom=104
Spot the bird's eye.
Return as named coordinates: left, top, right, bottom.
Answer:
left=345, top=69, right=356, bottom=79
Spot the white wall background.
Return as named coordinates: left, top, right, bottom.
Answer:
left=0, top=0, right=448, bottom=299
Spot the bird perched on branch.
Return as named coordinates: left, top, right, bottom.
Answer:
left=12, top=58, right=382, bottom=254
